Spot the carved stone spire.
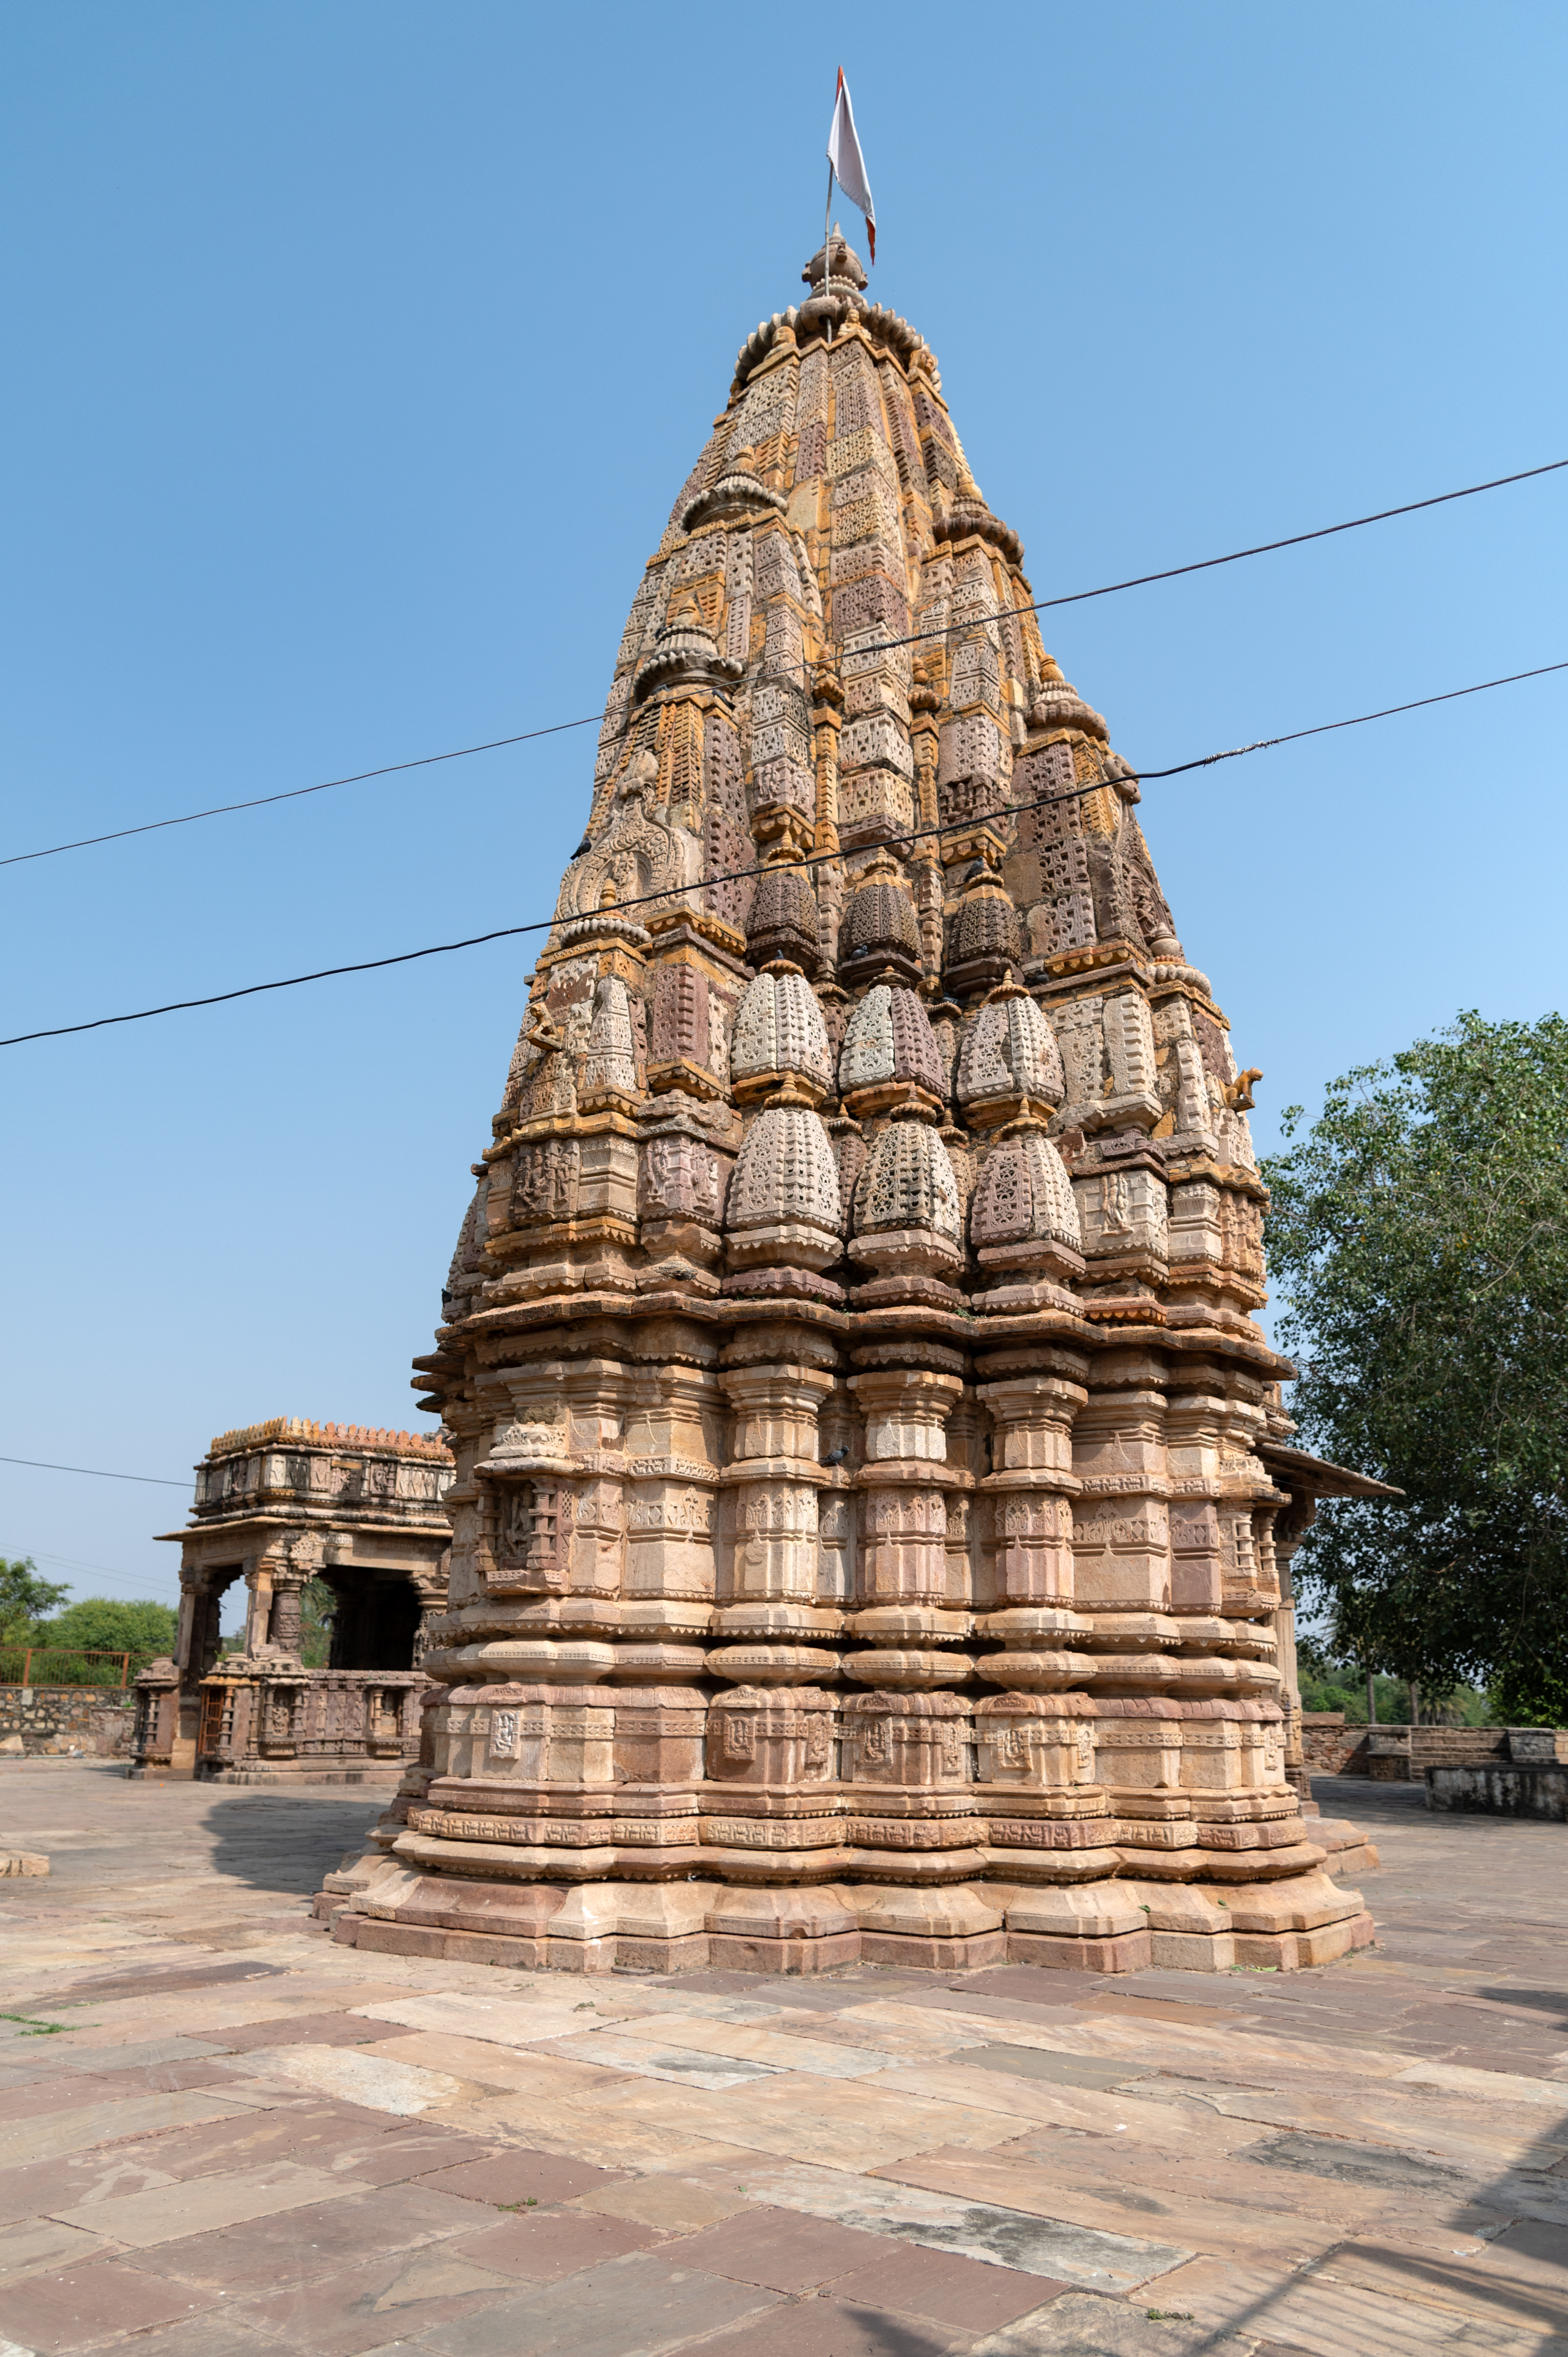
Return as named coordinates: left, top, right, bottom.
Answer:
left=352, top=245, right=1362, bottom=1985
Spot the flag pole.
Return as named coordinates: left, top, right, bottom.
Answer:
left=823, top=166, right=835, bottom=343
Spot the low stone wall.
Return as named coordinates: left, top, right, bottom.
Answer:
left=1428, top=1762, right=1568, bottom=1821
left=0, top=1686, right=135, bottom=1756
left=1302, top=1714, right=1362, bottom=1775
left=1301, top=1715, right=1511, bottom=1781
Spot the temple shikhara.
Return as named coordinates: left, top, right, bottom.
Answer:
left=324, top=236, right=1377, bottom=1975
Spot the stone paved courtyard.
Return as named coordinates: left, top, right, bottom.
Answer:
left=0, top=1765, right=1564, bottom=2355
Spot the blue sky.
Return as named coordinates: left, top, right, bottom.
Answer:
left=3, top=2, right=1564, bottom=1614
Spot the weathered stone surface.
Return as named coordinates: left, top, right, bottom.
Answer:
left=354, top=241, right=1370, bottom=1972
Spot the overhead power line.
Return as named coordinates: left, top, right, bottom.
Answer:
left=3, top=654, right=1564, bottom=1052
left=0, top=1453, right=189, bottom=1489
left=0, top=717, right=606, bottom=871
left=861, top=457, right=1568, bottom=658
left=4, top=457, right=1561, bottom=874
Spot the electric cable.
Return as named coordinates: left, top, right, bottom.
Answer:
left=0, top=1454, right=189, bottom=1488
left=0, top=718, right=605, bottom=871
left=4, top=654, right=1563, bottom=1051
left=859, top=457, right=1568, bottom=659
left=4, top=456, right=1560, bottom=873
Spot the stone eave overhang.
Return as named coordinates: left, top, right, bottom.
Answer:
left=156, top=1508, right=450, bottom=1542
left=1257, top=1441, right=1404, bottom=1501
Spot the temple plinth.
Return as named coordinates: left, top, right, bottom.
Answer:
left=327, top=245, right=1374, bottom=1974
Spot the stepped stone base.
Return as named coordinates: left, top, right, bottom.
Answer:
left=316, top=1857, right=1373, bottom=1977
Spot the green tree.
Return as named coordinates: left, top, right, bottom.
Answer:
left=1263, top=1012, right=1568, bottom=1725
left=299, top=1578, right=336, bottom=1669
left=32, top=1596, right=179, bottom=1681
left=0, top=1557, right=71, bottom=1643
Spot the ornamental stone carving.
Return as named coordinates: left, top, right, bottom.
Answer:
left=730, top=966, right=832, bottom=1101
left=337, top=234, right=1373, bottom=1982
left=839, top=981, right=946, bottom=1110
left=957, top=987, right=1064, bottom=1123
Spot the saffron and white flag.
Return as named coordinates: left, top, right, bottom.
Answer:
left=827, top=68, right=876, bottom=262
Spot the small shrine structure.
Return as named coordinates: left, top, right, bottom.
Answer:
left=131, top=1418, right=452, bottom=1783
left=326, top=238, right=1382, bottom=1972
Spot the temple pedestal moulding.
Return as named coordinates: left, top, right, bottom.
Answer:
left=320, top=235, right=1389, bottom=1972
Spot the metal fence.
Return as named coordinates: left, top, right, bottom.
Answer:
left=0, top=1647, right=158, bottom=1689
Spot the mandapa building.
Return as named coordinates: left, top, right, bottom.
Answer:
left=329, top=235, right=1375, bottom=1976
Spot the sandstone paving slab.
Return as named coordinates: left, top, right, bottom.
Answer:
left=350, top=1991, right=667, bottom=2047
left=124, top=2181, right=489, bottom=2291
left=541, top=2012, right=899, bottom=2081
left=624, top=2205, right=891, bottom=2293
left=444, top=2204, right=668, bottom=2280
left=947, top=2045, right=1156, bottom=2093
left=36, top=2038, right=234, bottom=2074
left=0, top=2214, right=115, bottom=2285
left=458, top=2090, right=758, bottom=2176
left=71, top=2321, right=311, bottom=2357
left=207, top=2010, right=393, bottom=2053
left=0, top=2065, right=245, bottom=2124
left=1178, top=2081, right=1568, bottom=2171
left=0, top=2090, right=261, bottom=2174
left=410, top=2250, right=785, bottom=2357
left=996, top=2129, right=1526, bottom=2251
left=687, top=2159, right=1187, bottom=2291
left=638, top=2297, right=972, bottom=2357
left=50, top=2157, right=378, bottom=2246
left=26, top=1960, right=292, bottom=2006
left=565, top=2172, right=754, bottom=2233
left=411, top=2146, right=630, bottom=2208
left=861, top=2066, right=1264, bottom=2154
left=832, top=2240, right=1063, bottom=2333
left=222, top=2245, right=521, bottom=2355
left=553, top=2067, right=1032, bottom=2172
left=351, top=2029, right=641, bottom=2098
left=0, top=2145, right=179, bottom=2228
left=526, top=2028, right=794, bottom=2091
left=873, top=2145, right=1346, bottom=2271
left=714, top=2002, right=992, bottom=2064
left=72, top=2099, right=480, bottom=2187
left=1235, top=2127, right=1568, bottom=2225
left=965, top=2288, right=1259, bottom=2354
left=1142, top=2248, right=1567, bottom=2357
left=1392, top=2057, right=1568, bottom=2108
left=216, top=2043, right=470, bottom=2115
left=0, top=2254, right=226, bottom=2354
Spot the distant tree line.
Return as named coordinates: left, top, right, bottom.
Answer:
left=1, top=1558, right=179, bottom=1683
left=1264, top=1011, right=1568, bottom=1728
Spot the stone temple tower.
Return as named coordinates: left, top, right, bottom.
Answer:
left=336, top=236, right=1374, bottom=1975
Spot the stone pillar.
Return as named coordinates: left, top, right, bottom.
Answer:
left=717, top=1357, right=834, bottom=1623
left=848, top=1366, right=965, bottom=1620
left=268, top=1573, right=306, bottom=1658
left=1070, top=1355, right=1173, bottom=1618
left=812, top=664, right=842, bottom=857
left=242, top=1554, right=276, bottom=1657
left=975, top=1362, right=1084, bottom=1611
left=1163, top=1370, right=1228, bottom=1616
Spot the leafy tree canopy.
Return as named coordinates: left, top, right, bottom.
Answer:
left=0, top=1557, right=71, bottom=1641
left=34, top=1597, right=179, bottom=1660
left=1264, top=1011, right=1568, bottom=1725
